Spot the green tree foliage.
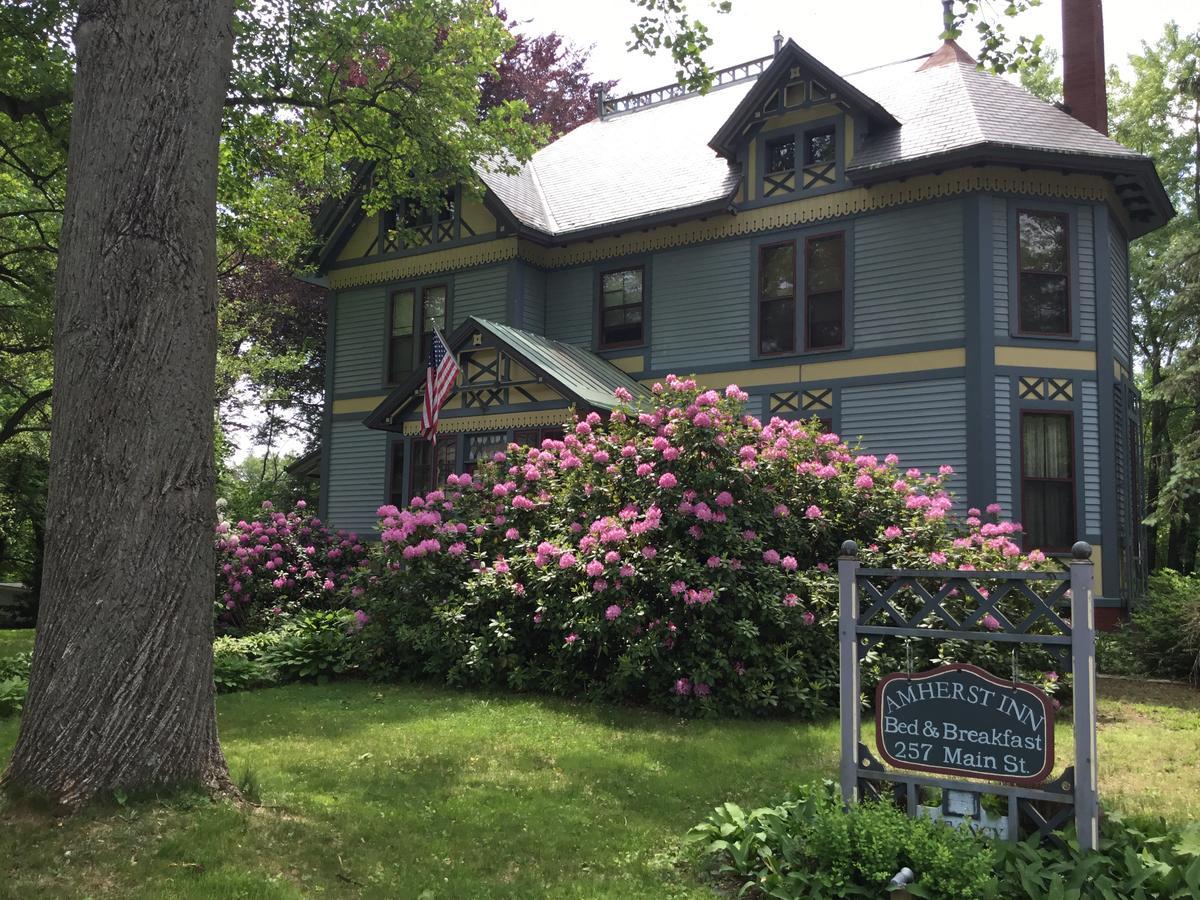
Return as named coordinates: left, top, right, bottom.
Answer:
left=1108, top=23, right=1200, bottom=569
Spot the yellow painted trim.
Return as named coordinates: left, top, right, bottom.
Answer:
left=518, top=168, right=1115, bottom=272
left=337, top=215, right=378, bottom=262
left=802, top=348, right=965, bottom=381
left=994, top=347, right=1097, bottom=371
left=685, top=366, right=801, bottom=389
left=332, top=396, right=387, bottom=414
left=329, top=237, right=518, bottom=290
left=400, top=407, right=573, bottom=436
left=763, top=104, right=841, bottom=130
left=330, top=168, right=1120, bottom=288
left=609, top=355, right=645, bottom=374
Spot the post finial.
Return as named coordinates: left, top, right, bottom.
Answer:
left=1071, top=541, right=1093, bottom=560
left=840, top=540, right=858, bottom=558
left=941, top=0, right=955, bottom=35
left=773, top=31, right=784, bottom=55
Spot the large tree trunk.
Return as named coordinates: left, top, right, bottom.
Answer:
left=2, top=0, right=236, bottom=808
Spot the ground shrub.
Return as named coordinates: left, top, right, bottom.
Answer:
left=991, top=814, right=1200, bottom=898
left=211, top=611, right=368, bottom=692
left=689, top=780, right=995, bottom=898
left=214, top=498, right=370, bottom=634
left=358, top=377, right=1056, bottom=716
left=0, top=651, right=31, bottom=718
left=1115, top=570, right=1200, bottom=681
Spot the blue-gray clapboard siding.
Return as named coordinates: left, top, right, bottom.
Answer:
left=992, top=199, right=1009, bottom=337
left=1081, top=380, right=1101, bottom=535
left=326, top=419, right=388, bottom=536
left=545, top=265, right=594, bottom=347
left=521, top=264, right=547, bottom=333
left=451, top=264, right=508, bottom=328
left=1076, top=205, right=1096, bottom=343
left=994, top=375, right=1014, bottom=517
left=333, top=287, right=386, bottom=394
left=651, top=239, right=751, bottom=369
left=840, top=377, right=968, bottom=499
left=854, top=201, right=964, bottom=348
left=1110, top=227, right=1131, bottom=365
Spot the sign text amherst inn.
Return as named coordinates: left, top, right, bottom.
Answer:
left=875, top=663, right=1054, bottom=786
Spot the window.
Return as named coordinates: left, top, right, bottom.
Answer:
left=805, top=234, right=845, bottom=350
left=758, top=243, right=796, bottom=354
left=409, top=438, right=458, bottom=498
left=464, top=431, right=508, bottom=474
left=1021, top=412, right=1075, bottom=551
left=388, top=441, right=405, bottom=508
left=1017, top=211, right=1070, bottom=335
left=420, top=284, right=447, bottom=365
left=765, top=136, right=795, bottom=174
left=512, top=427, right=565, bottom=448
left=388, top=289, right=416, bottom=383
left=388, top=283, right=446, bottom=382
left=599, top=267, right=644, bottom=348
left=805, top=126, right=836, bottom=165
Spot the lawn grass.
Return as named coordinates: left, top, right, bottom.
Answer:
left=0, top=675, right=1196, bottom=899
left=0, top=627, right=34, bottom=657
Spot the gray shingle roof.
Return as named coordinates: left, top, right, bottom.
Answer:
left=845, top=56, right=1141, bottom=175
left=478, top=81, right=751, bottom=237
left=477, top=42, right=1165, bottom=238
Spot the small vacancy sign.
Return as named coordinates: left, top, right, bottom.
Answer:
left=875, top=663, right=1055, bottom=786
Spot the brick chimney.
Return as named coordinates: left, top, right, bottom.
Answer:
left=1062, top=0, right=1107, bottom=134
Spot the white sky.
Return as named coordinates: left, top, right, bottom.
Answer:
left=235, top=0, right=1195, bottom=465
left=507, top=0, right=1197, bottom=93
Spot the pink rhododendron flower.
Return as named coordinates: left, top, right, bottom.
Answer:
left=806, top=505, right=823, bottom=519
left=658, top=472, right=678, bottom=489
left=929, top=551, right=948, bottom=566
left=763, top=549, right=781, bottom=565
left=564, top=633, right=578, bottom=644
left=605, top=604, right=622, bottom=620
left=801, top=611, right=815, bottom=626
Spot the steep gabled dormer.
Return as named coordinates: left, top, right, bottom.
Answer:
left=709, top=39, right=897, bottom=208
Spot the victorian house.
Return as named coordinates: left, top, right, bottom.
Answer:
left=307, top=19, right=1172, bottom=624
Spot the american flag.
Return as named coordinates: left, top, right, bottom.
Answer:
left=421, top=326, right=460, bottom=443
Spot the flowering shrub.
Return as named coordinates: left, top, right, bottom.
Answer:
left=356, top=377, right=1056, bottom=716
left=214, top=499, right=369, bottom=633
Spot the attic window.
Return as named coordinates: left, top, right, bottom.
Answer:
left=805, top=127, right=836, bottom=165
left=766, top=136, right=795, bottom=175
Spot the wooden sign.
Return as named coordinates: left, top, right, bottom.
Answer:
left=875, top=663, right=1055, bottom=786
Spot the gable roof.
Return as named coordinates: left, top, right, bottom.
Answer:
left=363, top=316, right=650, bottom=432
left=708, top=38, right=898, bottom=159
left=472, top=39, right=1171, bottom=241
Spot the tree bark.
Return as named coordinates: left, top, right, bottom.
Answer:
left=2, top=0, right=237, bottom=807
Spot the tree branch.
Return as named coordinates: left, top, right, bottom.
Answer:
left=0, top=388, right=52, bottom=447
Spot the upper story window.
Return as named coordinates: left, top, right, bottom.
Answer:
left=383, top=188, right=460, bottom=252
left=599, top=267, right=645, bottom=348
left=758, top=243, right=796, bottom=355
left=805, top=234, right=845, bottom=350
left=758, top=231, right=846, bottom=355
left=1017, top=211, right=1070, bottom=336
left=1021, top=411, right=1075, bottom=552
left=759, top=122, right=839, bottom=200
left=388, top=282, right=447, bottom=384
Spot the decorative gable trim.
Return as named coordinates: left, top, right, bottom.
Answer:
left=709, top=39, right=897, bottom=159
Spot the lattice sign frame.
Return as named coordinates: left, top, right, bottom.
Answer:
left=837, top=540, right=1100, bottom=851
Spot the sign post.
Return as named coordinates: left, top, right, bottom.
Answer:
left=1070, top=542, right=1099, bottom=851
left=839, top=540, right=1099, bottom=849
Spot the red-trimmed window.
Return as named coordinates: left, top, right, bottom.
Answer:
left=409, top=439, right=457, bottom=499
left=420, top=284, right=447, bottom=364
left=758, top=242, right=796, bottom=354
left=1021, top=412, right=1076, bottom=551
left=464, top=431, right=508, bottom=475
left=805, top=233, right=845, bottom=350
left=599, top=267, right=644, bottom=348
left=512, top=427, right=565, bottom=449
left=387, top=289, right=416, bottom=383
left=1017, top=211, right=1070, bottom=335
